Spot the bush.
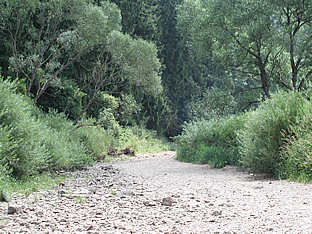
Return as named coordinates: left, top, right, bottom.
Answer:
left=238, top=91, right=312, bottom=175
left=177, top=143, right=227, bottom=168
left=279, top=115, right=312, bottom=182
left=187, top=87, right=237, bottom=121
left=75, top=122, right=115, bottom=160
left=38, top=112, right=94, bottom=170
left=116, top=126, right=171, bottom=154
left=0, top=79, right=93, bottom=177
left=0, top=80, right=50, bottom=176
left=175, top=114, right=246, bottom=167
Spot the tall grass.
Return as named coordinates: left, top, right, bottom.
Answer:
left=238, top=91, right=312, bottom=176
left=279, top=114, right=312, bottom=182
left=0, top=78, right=171, bottom=179
left=117, top=126, right=172, bottom=154
left=0, top=79, right=117, bottom=177
left=176, top=90, right=312, bottom=182
left=175, top=114, right=246, bottom=168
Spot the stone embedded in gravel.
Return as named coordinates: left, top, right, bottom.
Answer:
left=7, top=206, right=19, bottom=215
left=161, top=197, right=175, bottom=206
left=143, top=200, right=157, bottom=207
left=211, top=210, right=222, bottom=216
left=71, top=188, right=90, bottom=198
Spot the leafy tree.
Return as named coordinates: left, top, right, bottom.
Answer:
left=109, top=0, right=161, bottom=43
left=177, top=0, right=312, bottom=99
left=158, top=0, right=214, bottom=129
left=2, top=0, right=123, bottom=104
left=1, top=0, right=163, bottom=130
left=271, top=0, right=312, bottom=91
left=106, top=31, right=162, bottom=95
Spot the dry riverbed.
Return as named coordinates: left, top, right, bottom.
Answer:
left=0, top=151, right=311, bottom=233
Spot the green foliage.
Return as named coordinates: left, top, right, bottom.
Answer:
left=176, top=114, right=246, bottom=167
left=116, top=126, right=171, bottom=154
left=0, top=79, right=50, bottom=176
left=117, top=94, right=141, bottom=126
left=37, top=79, right=83, bottom=120
left=187, top=88, right=237, bottom=121
left=1, top=0, right=164, bottom=135
left=109, top=0, right=161, bottom=43
left=279, top=115, right=312, bottom=182
left=107, top=30, right=163, bottom=95
left=0, top=173, right=64, bottom=200
left=76, top=124, right=115, bottom=160
left=238, top=91, right=312, bottom=175
left=4, top=0, right=89, bottom=101
left=0, top=79, right=94, bottom=176
left=134, top=92, right=177, bottom=136
left=76, top=1, right=121, bottom=46
left=177, top=0, right=312, bottom=100
left=177, top=143, right=227, bottom=168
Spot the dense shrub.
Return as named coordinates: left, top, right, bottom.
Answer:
left=238, top=91, right=312, bottom=175
left=0, top=79, right=93, bottom=177
left=187, top=88, right=237, bottom=121
left=37, top=80, right=83, bottom=121
left=0, top=78, right=171, bottom=179
left=117, top=126, right=171, bottom=154
left=75, top=122, right=115, bottom=160
left=0, top=80, right=50, bottom=176
left=175, top=114, right=246, bottom=168
left=279, top=115, right=312, bottom=182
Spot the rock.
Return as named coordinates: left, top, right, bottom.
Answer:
left=8, top=206, right=19, bottom=215
left=121, top=148, right=135, bottom=156
left=143, top=201, right=157, bottom=207
left=108, top=147, right=118, bottom=157
left=211, top=210, right=222, bottom=216
left=161, top=197, right=175, bottom=207
left=120, top=190, right=135, bottom=197
left=89, top=188, right=97, bottom=194
left=58, top=190, right=66, bottom=197
left=101, top=165, right=113, bottom=171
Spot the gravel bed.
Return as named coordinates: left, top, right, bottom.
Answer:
left=0, top=151, right=311, bottom=233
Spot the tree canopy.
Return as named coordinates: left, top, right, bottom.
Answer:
left=0, top=0, right=163, bottom=127
left=177, top=0, right=312, bottom=99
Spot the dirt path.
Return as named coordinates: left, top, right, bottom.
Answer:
left=1, top=151, right=312, bottom=233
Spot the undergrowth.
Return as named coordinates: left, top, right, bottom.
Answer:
left=0, top=78, right=170, bottom=197
left=176, top=90, right=312, bottom=182
left=175, top=114, right=246, bottom=168
left=238, top=91, right=312, bottom=176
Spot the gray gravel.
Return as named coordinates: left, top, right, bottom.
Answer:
left=1, top=151, right=312, bottom=233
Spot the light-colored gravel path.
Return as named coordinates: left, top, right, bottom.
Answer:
left=1, top=151, right=312, bottom=233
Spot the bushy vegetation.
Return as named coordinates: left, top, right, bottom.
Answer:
left=279, top=115, right=312, bottom=182
left=238, top=91, right=312, bottom=176
left=175, top=114, right=246, bottom=168
left=176, top=91, right=312, bottom=182
left=0, top=79, right=92, bottom=177
left=0, top=78, right=169, bottom=182
left=116, top=127, right=171, bottom=154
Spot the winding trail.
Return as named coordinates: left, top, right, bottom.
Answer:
left=1, top=151, right=312, bottom=233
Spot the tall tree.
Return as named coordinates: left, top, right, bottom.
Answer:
left=109, top=0, right=161, bottom=43
left=159, top=0, right=213, bottom=126
left=177, top=0, right=312, bottom=99
left=0, top=0, right=163, bottom=127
